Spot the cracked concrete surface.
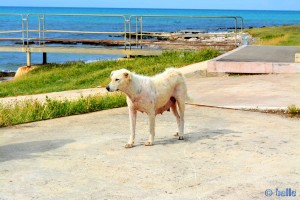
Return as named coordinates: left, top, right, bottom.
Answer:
left=1, top=60, right=300, bottom=199
left=0, top=106, right=299, bottom=199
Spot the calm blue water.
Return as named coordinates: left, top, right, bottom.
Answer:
left=0, top=7, right=299, bottom=72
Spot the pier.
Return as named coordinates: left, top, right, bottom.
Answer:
left=0, top=14, right=244, bottom=66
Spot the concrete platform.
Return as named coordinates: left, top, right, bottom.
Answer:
left=1, top=61, right=300, bottom=199
left=186, top=74, right=300, bottom=110
left=0, top=106, right=299, bottom=199
left=208, top=46, right=300, bottom=74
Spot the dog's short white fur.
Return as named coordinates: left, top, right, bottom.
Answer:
left=106, top=68, right=188, bottom=148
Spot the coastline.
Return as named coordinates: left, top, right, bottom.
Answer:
left=0, top=77, right=14, bottom=82
left=0, top=71, right=15, bottom=82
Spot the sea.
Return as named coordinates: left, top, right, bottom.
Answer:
left=0, top=6, right=299, bottom=72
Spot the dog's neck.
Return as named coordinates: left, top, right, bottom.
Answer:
left=121, top=74, right=144, bottom=101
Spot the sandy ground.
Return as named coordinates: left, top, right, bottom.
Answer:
left=0, top=106, right=299, bottom=200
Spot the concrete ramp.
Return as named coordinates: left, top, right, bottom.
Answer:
left=208, top=45, right=300, bottom=74
left=186, top=74, right=300, bottom=110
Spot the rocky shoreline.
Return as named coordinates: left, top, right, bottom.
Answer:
left=0, top=71, right=15, bottom=82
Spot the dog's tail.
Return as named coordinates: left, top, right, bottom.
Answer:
left=185, top=94, right=194, bottom=104
left=166, top=67, right=193, bottom=104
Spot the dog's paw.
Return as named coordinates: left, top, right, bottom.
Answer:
left=173, top=132, right=179, bottom=136
left=178, top=136, right=184, bottom=140
left=144, top=141, right=153, bottom=146
left=125, top=143, right=134, bottom=148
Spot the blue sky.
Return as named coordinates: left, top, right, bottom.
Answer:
left=1, top=0, right=300, bottom=11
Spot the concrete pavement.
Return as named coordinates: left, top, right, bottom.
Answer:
left=208, top=46, right=300, bottom=74
left=217, top=46, right=300, bottom=63
left=0, top=88, right=107, bottom=105
left=0, top=106, right=299, bottom=200
left=186, top=73, right=300, bottom=110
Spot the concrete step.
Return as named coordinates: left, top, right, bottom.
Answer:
left=207, top=45, right=300, bottom=74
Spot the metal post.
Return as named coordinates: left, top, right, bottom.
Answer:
left=26, top=51, right=31, bottom=67
left=21, top=15, right=25, bottom=46
left=38, top=15, right=45, bottom=46
left=42, top=15, right=45, bottom=46
left=42, top=52, right=47, bottom=64
left=128, top=18, right=131, bottom=50
left=234, top=17, right=237, bottom=47
left=124, top=17, right=127, bottom=50
left=140, top=17, right=143, bottom=49
left=26, top=16, right=29, bottom=47
left=38, top=15, right=41, bottom=46
left=136, top=16, right=138, bottom=48
left=240, top=17, right=244, bottom=33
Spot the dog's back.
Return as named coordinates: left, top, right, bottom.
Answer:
left=152, top=68, right=187, bottom=108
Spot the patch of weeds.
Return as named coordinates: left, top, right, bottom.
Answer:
left=288, top=104, right=300, bottom=117
left=0, top=93, right=126, bottom=127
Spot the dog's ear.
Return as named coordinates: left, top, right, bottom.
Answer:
left=124, top=72, right=131, bottom=79
left=110, top=71, right=114, bottom=78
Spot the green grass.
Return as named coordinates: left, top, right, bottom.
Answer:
left=245, top=25, right=300, bottom=46
left=0, top=49, right=220, bottom=98
left=0, top=49, right=220, bottom=127
left=288, top=104, right=300, bottom=117
left=0, top=93, right=126, bottom=127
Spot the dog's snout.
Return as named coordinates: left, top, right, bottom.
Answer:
left=106, top=85, right=110, bottom=92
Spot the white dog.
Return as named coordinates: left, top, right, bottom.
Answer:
left=106, top=68, right=188, bottom=148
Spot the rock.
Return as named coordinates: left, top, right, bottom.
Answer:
left=0, top=71, right=15, bottom=77
left=15, top=66, right=35, bottom=78
left=188, top=38, right=199, bottom=41
left=0, top=77, right=14, bottom=82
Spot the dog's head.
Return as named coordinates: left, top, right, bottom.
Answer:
left=106, top=69, right=131, bottom=92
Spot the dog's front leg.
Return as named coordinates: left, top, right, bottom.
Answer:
left=145, top=112, right=155, bottom=146
left=125, top=108, right=137, bottom=148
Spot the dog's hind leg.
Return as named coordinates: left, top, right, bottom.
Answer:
left=145, top=113, right=155, bottom=146
left=177, top=99, right=185, bottom=140
left=171, top=103, right=180, bottom=137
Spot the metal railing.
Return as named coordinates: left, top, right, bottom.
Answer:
left=0, top=14, right=26, bottom=45
left=0, top=14, right=244, bottom=50
left=128, top=15, right=244, bottom=49
left=25, top=14, right=129, bottom=48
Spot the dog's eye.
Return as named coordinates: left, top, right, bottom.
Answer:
left=115, top=78, right=120, bottom=82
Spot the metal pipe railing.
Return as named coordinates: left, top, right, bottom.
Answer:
left=0, top=14, right=244, bottom=50
left=0, top=14, right=25, bottom=45
left=129, top=15, right=244, bottom=48
left=24, top=14, right=128, bottom=49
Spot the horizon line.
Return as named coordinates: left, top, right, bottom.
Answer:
left=0, top=6, right=299, bottom=12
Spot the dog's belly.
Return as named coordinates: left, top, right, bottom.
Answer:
left=131, top=97, right=153, bottom=114
left=133, top=105, right=148, bottom=113
left=131, top=96, right=176, bottom=115
left=155, top=97, right=176, bottom=115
